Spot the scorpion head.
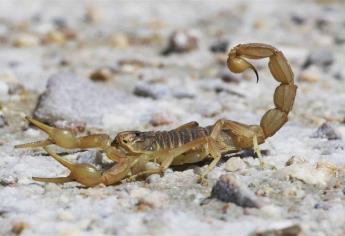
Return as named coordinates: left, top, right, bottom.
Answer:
left=112, top=131, right=147, bottom=154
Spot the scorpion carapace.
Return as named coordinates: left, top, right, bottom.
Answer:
left=15, top=43, right=297, bottom=187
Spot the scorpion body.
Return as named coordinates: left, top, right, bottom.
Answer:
left=15, top=43, right=297, bottom=187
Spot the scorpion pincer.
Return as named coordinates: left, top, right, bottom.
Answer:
left=15, top=43, right=297, bottom=187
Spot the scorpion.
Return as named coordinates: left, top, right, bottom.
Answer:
left=15, top=43, right=297, bottom=187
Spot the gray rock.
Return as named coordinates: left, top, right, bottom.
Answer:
left=334, top=68, right=345, bottom=81
left=290, top=14, right=306, bottom=25
left=145, top=174, right=161, bottom=184
left=303, top=48, right=334, bottom=68
left=161, top=30, right=198, bottom=55
left=209, top=39, right=229, bottom=53
left=311, top=122, right=342, bottom=140
left=210, top=174, right=261, bottom=208
left=133, top=83, right=167, bottom=99
left=33, top=73, right=169, bottom=130
left=314, top=202, right=331, bottom=210
left=34, top=73, right=130, bottom=126
left=221, top=69, right=241, bottom=84
left=0, top=175, right=18, bottom=186
left=0, top=114, right=7, bottom=128
left=334, top=31, right=345, bottom=45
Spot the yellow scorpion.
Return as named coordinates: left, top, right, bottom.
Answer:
left=15, top=43, right=297, bottom=187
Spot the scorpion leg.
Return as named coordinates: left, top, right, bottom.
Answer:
left=15, top=116, right=126, bottom=162
left=34, top=147, right=136, bottom=187
left=253, top=135, right=264, bottom=168
left=126, top=136, right=210, bottom=181
left=171, top=148, right=208, bottom=165
left=197, top=120, right=224, bottom=185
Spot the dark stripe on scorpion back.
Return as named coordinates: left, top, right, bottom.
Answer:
left=155, top=131, right=173, bottom=150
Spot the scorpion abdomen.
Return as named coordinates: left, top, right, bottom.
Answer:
left=149, top=127, right=211, bottom=151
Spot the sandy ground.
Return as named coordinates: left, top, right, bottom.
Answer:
left=0, top=0, right=345, bottom=235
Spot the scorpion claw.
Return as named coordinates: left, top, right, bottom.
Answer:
left=16, top=116, right=80, bottom=149
left=41, top=147, right=103, bottom=187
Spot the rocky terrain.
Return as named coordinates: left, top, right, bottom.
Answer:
left=0, top=0, right=345, bottom=235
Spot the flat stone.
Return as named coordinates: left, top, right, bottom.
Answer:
left=33, top=73, right=162, bottom=130
left=311, top=122, right=342, bottom=140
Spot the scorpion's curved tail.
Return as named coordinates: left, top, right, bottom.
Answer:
left=227, top=43, right=297, bottom=141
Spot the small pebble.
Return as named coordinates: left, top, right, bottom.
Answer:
left=253, top=224, right=302, bottom=236
left=109, top=33, right=129, bottom=48
left=13, top=34, right=40, bottom=47
left=11, top=221, right=29, bottom=235
left=221, top=69, right=241, bottom=84
left=149, top=114, right=172, bottom=127
left=314, top=202, right=331, bottom=210
left=41, top=31, right=65, bottom=45
left=224, top=157, right=246, bottom=172
left=0, top=175, right=18, bottom=186
left=131, top=188, right=169, bottom=208
left=161, top=30, right=198, bottom=55
left=259, top=204, right=283, bottom=218
left=298, top=67, right=321, bottom=83
left=133, top=84, right=162, bottom=99
left=0, top=114, right=7, bottom=128
left=145, top=174, right=161, bottom=184
left=210, top=174, right=261, bottom=208
left=334, top=68, right=345, bottom=81
left=172, top=90, right=195, bottom=99
left=52, top=17, right=67, bottom=29
left=285, top=155, right=306, bottom=166
left=311, top=122, right=342, bottom=140
left=209, top=39, right=229, bottom=53
left=303, top=48, right=334, bottom=68
left=89, top=68, right=112, bottom=82
left=57, top=210, right=75, bottom=221
left=85, top=7, right=103, bottom=24
left=334, top=31, right=345, bottom=45
left=290, top=14, right=306, bottom=25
